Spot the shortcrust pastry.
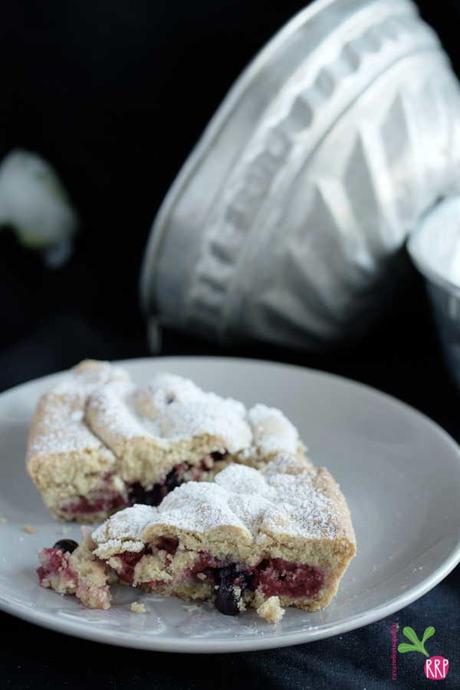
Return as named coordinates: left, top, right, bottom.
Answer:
left=37, top=457, right=356, bottom=621
left=27, top=360, right=308, bottom=521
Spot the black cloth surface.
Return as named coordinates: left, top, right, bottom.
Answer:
left=0, top=1, right=459, bottom=688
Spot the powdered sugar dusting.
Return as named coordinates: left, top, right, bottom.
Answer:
left=141, top=373, right=209, bottom=409
left=157, top=482, right=253, bottom=535
left=215, top=464, right=273, bottom=498
left=133, top=375, right=253, bottom=452
left=28, top=360, right=124, bottom=458
left=87, top=371, right=302, bottom=457
left=91, top=458, right=343, bottom=555
left=248, top=404, right=300, bottom=457
left=51, top=360, right=129, bottom=397
left=92, top=503, right=154, bottom=555
left=29, top=395, right=105, bottom=455
left=262, top=470, right=338, bottom=539
left=87, top=380, right=150, bottom=443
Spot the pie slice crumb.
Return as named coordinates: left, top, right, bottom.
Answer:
left=22, top=524, right=36, bottom=534
left=130, top=601, right=146, bottom=614
left=257, top=596, right=285, bottom=624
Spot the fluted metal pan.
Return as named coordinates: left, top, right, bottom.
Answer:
left=141, top=0, right=460, bottom=350
left=408, top=198, right=460, bottom=390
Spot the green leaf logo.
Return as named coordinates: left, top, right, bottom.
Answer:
left=422, top=627, right=436, bottom=645
left=397, top=626, right=435, bottom=657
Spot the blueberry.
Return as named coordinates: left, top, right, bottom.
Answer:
left=211, top=451, right=228, bottom=461
left=214, top=565, right=243, bottom=616
left=128, top=482, right=164, bottom=507
left=217, top=565, right=238, bottom=583
left=215, top=581, right=240, bottom=616
left=53, top=539, right=79, bottom=554
left=128, top=467, right=185, bottom=508
left=165, top=467, right=182, bottom=492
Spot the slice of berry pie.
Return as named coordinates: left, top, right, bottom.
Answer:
left=27, top=360, right=308, bottom=522
left=37, top=456, right=356, bottom=621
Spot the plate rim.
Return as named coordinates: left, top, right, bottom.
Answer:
left=1, top=355, right=459, bottom=653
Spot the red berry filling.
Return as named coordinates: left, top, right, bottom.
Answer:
left=187, top=553, right=324, bottom=598
left=189, top=552, right=222, bottom=575
left=37, top=547, right=78, bottom=587
left=254, top=558, right=324, bottom=598
left=184, top=553, right=324, bottom=613
left=155, top=536, right=179, bottom=555
left=59, top=453, right=229, bottom=519
left=61, top=492, right=128, bottom=518
left=116, top=549, right=149, bottom=583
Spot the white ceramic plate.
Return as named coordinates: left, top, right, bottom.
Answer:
left=0, top=357, right=459, bottom=653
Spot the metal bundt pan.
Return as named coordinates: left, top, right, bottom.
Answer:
left=408, top=198, right=460, bottom=390
left=141, top=0, right=460, bottom=350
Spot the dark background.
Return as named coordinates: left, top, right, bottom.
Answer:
left=0, top=1, right=459, bottom=688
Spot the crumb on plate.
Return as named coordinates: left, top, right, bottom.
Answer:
left=256, top=596, right=285, bottom=624
left=22, top=524, right=36, bottom=534
left=130, top=601, right=146, bottom=614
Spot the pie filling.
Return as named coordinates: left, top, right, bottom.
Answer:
left=38, top=537, right=325, bottom=616
left=59, top=452, right=227, bottom=518
left=59, top=491, right=127, bottom=519
left=37, top=547, right=78, bottom=589
left=107, top=546, right=325, bottom=616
